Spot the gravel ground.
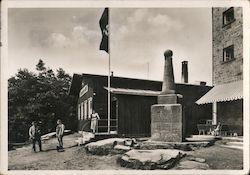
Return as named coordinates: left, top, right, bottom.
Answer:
left=187, top=141, right=243, bottom=170
left=8, top=134, right=243, bottom=170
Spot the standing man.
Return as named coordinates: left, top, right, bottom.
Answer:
left=90, top=110, right=100, bottom=133
left=56, top=119, right=65, bottom=151
left=29, top=121, right=42, bottom=152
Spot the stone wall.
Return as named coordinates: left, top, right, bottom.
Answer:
left=212, top=7, right=243, bottom=85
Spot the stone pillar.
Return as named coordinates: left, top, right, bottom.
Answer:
left=158, top=50, right=177, bottom=104
left=161, top=50, right=175, bottom=94
left=151, top=50, right=183, bottom=142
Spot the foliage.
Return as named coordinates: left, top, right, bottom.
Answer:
left=8, top=60, right=77, bottom=143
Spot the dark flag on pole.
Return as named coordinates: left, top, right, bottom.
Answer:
left=99, top=8, right=109, bottom=53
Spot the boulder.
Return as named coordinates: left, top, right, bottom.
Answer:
left=124, top=138, right=137, bottom=147
left=82, top=131, right=95, bottom=140
left=136, top=141, right=212, bottom=151
left=41, top=130, right=72, bottom=141
left=75, top=132, right=95, bottom=146
left=174, top=160, right=209, bottom=170
left=85, top=138, right=127, bottom=155
left=119, top=149, right=185, bottom=170
left=41, top=132, right=56, bottom=140
left=187, top=156, right=206, bottom=163
left=113, top=145, right=131, bottom=154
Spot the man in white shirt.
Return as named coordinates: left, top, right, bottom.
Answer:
left=56, top=119, right=65, bottom=150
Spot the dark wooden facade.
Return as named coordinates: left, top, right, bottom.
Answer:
left=69, top=73, right=212, bottom=137
left=116, top=95, right=156, bottom=137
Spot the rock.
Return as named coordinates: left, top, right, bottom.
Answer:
left=124, top=138, right=137, bottom=147
left=113, top=145, right=131, bottom=154
left=136, top=137, right=149, bottom=142
left=85, top=138, right=127, bottom=155
left=174, top=160, right=209, bottom=170
left=82, top=131, right=95, bottom=139
left=41, top=132, right=56, bottom=140
left=41, top=130, right=72, bottom=140
left=119, top=149, right=185, bottom=170
left=137, top=141, right=212, bottom=151
left=63, top=130, right=72, bottom=135
left=194, top=158, right=206, bottom=163
left=187, top=156, right=206, bottom=163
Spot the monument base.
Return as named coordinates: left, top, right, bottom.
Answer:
left=158, top=94, right=177, bottom=104
left=151, top=104, right=183, bottom=142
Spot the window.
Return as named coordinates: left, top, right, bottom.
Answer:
left=223, top=45, right=234, bottom=62
left=81, top=102, right=84, bottom=120
left=84, top=100, right=88, bottom=120
left=88, top=97, right=93, bottom=119
left=78, top=104, right=81, bottom=120
left=223, top=7, right=235, bottom=26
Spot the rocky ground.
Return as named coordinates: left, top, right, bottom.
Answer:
left=8, top=133, right=243, bottom=170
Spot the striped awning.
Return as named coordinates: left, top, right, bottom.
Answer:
left=196, top=80, right=243, bottom=105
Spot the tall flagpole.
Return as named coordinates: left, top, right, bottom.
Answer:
left=107, top=8, right=111, bottom=134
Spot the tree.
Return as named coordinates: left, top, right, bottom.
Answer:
left=8, top=60, right=77, bottom=143
left=36, top=59, right=46, bottom=72
left=8, top=69, right=38, bottom=142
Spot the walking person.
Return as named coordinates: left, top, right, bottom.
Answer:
left=90, top=110, right=100, bottom=133
left=29, top=121, right=42, bottom=152
left=56, top=119, right=65, bottom=151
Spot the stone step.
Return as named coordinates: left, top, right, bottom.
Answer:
left=222, top=137, right=243, bottom=142
left=220, top=144, right=243, bottom=150
left=186, top=135, right=216, bottom=142
left=227, top=141, right=243, bottom=146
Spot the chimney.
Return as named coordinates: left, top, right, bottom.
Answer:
left=181, top=61, right=188, bottom=83
left=199, top=81, right=207, bottom=86
left=194, top=81, right=207, bottom=86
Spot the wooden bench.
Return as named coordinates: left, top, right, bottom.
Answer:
left=224, top=125, right=240, bottom=137
left=198, top=123, right=241, bottom=136
left=197, top=124, right=216, bottom=135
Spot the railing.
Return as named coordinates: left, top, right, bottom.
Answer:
left=96, top=119, right=118, bottom=134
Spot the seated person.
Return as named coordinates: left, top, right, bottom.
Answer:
left=211, top=122, right=221, bottom=136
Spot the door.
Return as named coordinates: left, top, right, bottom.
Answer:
left=118, top=95, right=156, bottom=137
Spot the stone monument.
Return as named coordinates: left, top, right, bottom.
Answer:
left=151, top=50, right=183, bottom=142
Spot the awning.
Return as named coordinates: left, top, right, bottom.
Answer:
left=196, top=80, right=243, bottom=105
left=104, top=87, right=161, bottom=96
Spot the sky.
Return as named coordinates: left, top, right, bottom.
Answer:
left=8, top=8, right=212, bottom=85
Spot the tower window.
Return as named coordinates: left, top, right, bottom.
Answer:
left=223, top=45, right=234, bottom=62
left=223, top=7, right=235, bottom=26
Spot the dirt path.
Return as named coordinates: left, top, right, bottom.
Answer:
left=8, top=134, right=243, bottom=170
left=8, top=133, right=126, bottom=170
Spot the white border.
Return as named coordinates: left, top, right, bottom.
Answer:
left=1, top=0, right=250, bottom=175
